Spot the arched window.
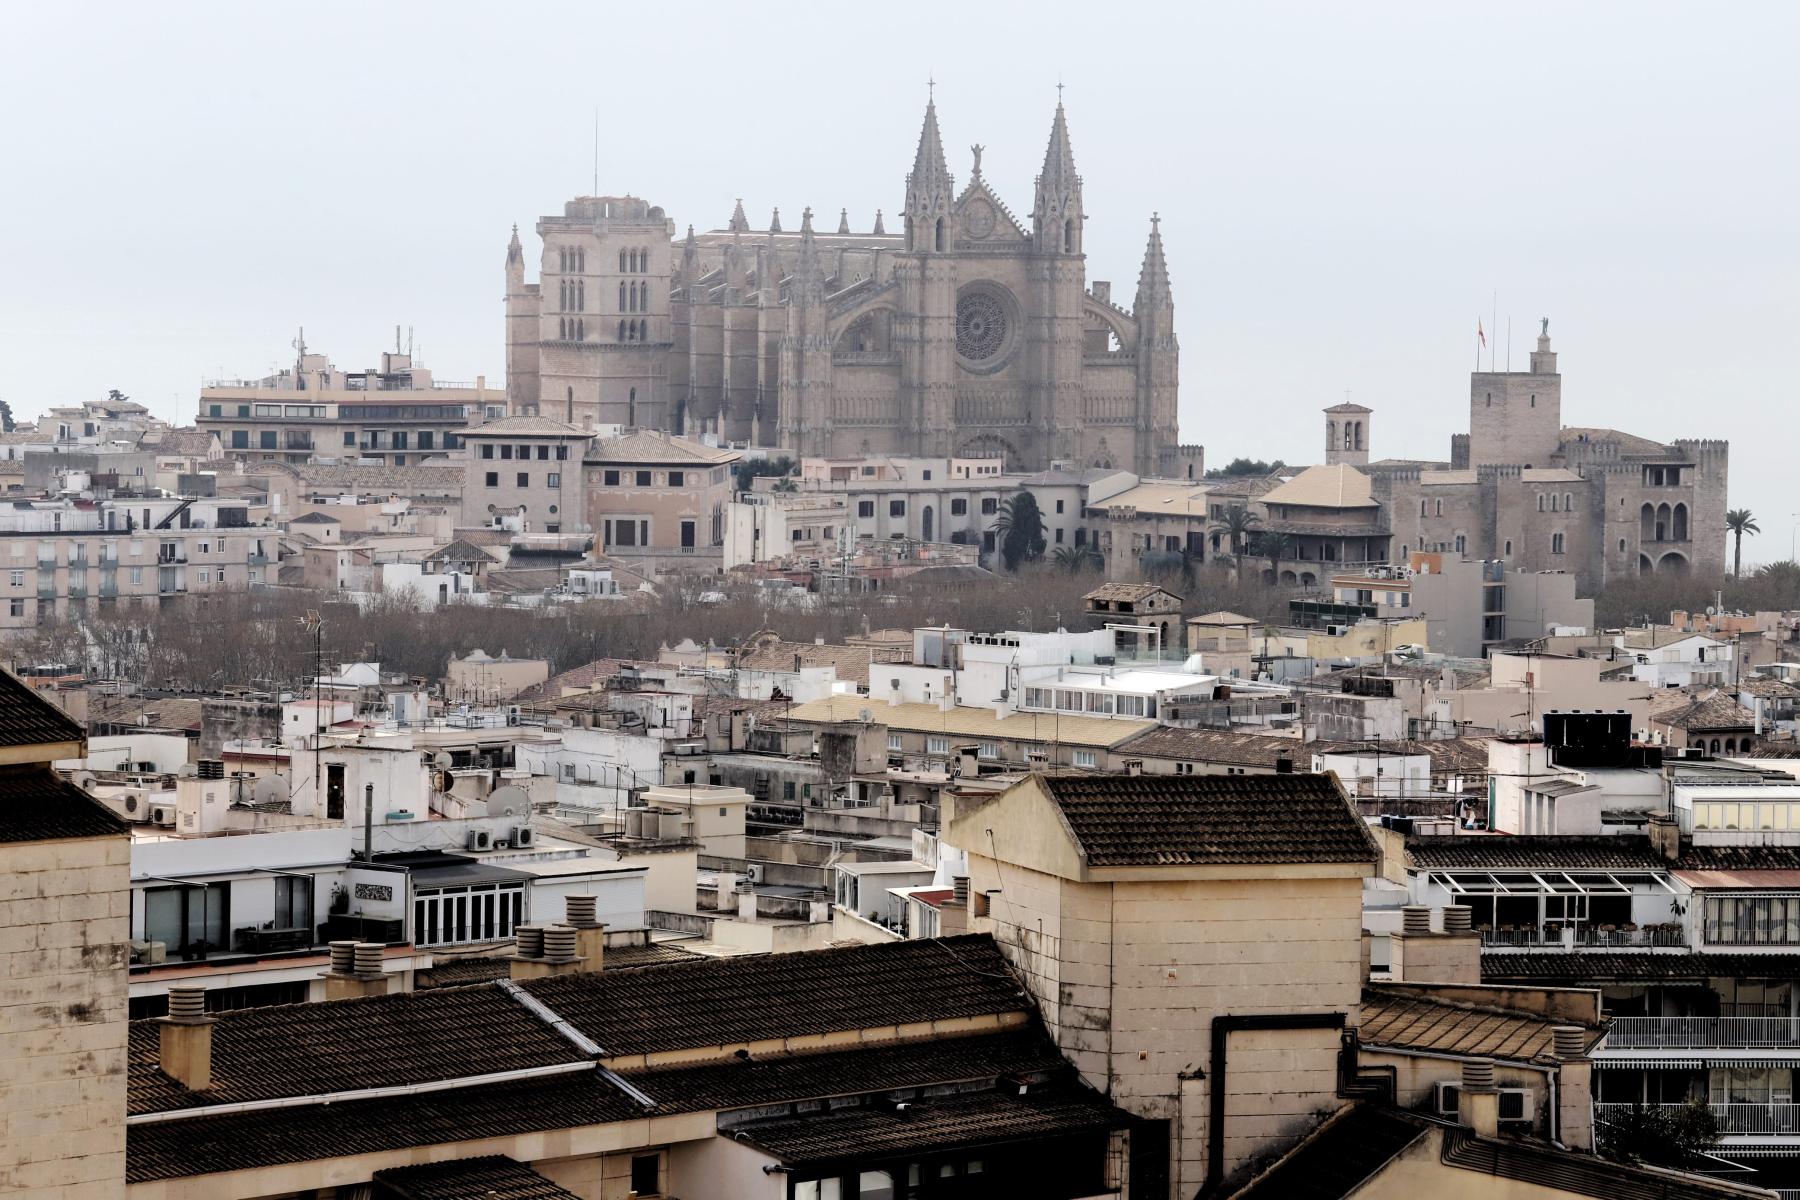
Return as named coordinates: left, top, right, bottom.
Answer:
left=1551, top=532, right=1565, bottom=555
left=618, top=320, right=626, bottom=342
left=566, top=386, right=573, bottom=422
left=628, top=387, right=637, bottom=425
left=558, top=247, right=567, bottom=272
left=1419, top=499, right=1427, bottom=517
left=935, top=218, right=945, bottom=252
left=1538, top=494, right=1545, bottom=512
left=1725, top=738, right=1737, bottom=753
left=577, top=280, right=585, bottom=310
left=640, top=282, right=651, bottom=309
left=619, top=282, right=627, bottom=310
left=558, top=317, right=566, bottom=340
left=1063, top=219, right=1073, bottom=253
left=1504, top=540, right=1513, bottom=556
left=1354, top=422, right=1364, bottom=451
left=1485, top=392, right=1492, bottom=406
left=576, top=318, right=584, bottom=340
left=577, top=248, right=585, bottom=273
left=1435, top=499, right=1443, bottom=517
left=1673, top=503, right=1689, bottom=541
left=1530, top=393, right=1536, bottom=407
left=619, top=250, right=627, bottom=273
left=1564, top=493, right=1573, bottom=512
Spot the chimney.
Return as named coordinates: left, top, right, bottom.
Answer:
left=952, top=875, right=970, bottom=908
left=1460, top=1058, right=1500, bottom=1138
left=322, top=939, right=388, bottom=999
left=158, top=985, right=216, bottom=1092
left=564, top=894, right=606, bottom=971
left=1123, top=759, right=1144, bottom=777
left=1553, top=1026, right=1595, bottom=1151
left=1647, top=812, right=1680, bottom=862
left=1391, top=905, right=1480, bottom=984
left=510, top=923, right=586, bottom=980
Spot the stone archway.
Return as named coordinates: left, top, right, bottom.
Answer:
left=921, top=504, right=934, bottom=543
left=957, top=434, right=1021, bottom=471
left=1657, top=551, right=1690, bottom=577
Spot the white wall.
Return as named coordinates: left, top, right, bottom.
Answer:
left=62, top=733, right=190, bottom=774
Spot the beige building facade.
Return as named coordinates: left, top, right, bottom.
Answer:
left=585, top=430, right=738, bottom=569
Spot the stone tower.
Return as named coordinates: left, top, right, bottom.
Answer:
left=1030, top=101, right=1087, bottom=463
left=1325, top=401, right=1372, bottom=466
left=780, top=210, right=832, bottom=454
left=1468, top=320, right=1562, bottom=468
left=1133, top=215, right=1179, bottom=476
left=896, top=97, right=958, bottom=455
left=503, top=226, right=540, bottom=416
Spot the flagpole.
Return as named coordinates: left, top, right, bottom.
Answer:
left=1506, top=317, right=1512, bottom=373
left=1491, top=292, right=1499, bottom=373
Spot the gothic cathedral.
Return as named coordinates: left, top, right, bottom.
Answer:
left=505, top=99, right=1186, bottom=475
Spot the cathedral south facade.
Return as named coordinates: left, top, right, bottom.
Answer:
left=504, top=99, right=1192, bottom=476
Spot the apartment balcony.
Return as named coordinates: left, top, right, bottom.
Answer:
left=1596, top=1102, right=1800, bottom=1139
left=157, top=552, right=186, bottom=565
left=1481, top=926, right=1687, bottom=951
left=246, top=551, right=269, bottom=566
left=1603, top=1015, right=1800, bottom=1050
left=99, top=579, right=118, bottom=598
left=36, top=555, right=55, bottom=569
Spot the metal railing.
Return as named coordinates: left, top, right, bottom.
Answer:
left=1596, top=1102, right=1800, bottom=1137
left=1481, top=927, right=1687, bottom=949
left=1605, top=1016, right=1800, bottom=1050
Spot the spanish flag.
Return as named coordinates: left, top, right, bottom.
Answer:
left=1477, top=319, right=1487, bottom=349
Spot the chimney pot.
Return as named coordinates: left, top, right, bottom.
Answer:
left=565, top=894, right=600, bottom=928
left=165, top=985, right=208, bottom=1023
left=353, top=942, right=384, bottom=979
left=1401, top=904, right=1431, bottom=934
left=515, top=924, right=546, bottom=959
left=1461, top=1057, right=1496, bottom=1091
left=1552, top=1026, right=1588, bottom=1060
left=327, top=939, right=357, bottom=976
left=1442, top=904, right=1473, bottom=933
left=158, top=985, right=216, bottom=1092
left=541, top=924, right=579, bottom=962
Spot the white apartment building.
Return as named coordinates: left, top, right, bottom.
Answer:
left=0, top=496, right=272, bottom=629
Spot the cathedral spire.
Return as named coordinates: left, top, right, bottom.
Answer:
left=769, top=207, right=782, bottom=234
left=1033, top=99, right=1083, bottom=254
left=506, top=224, right=523, bottom=266
left=795, top=207, right=825, bottom=305
left=873, top=209, right=886, bottom=236
left=1134, top=213, right=1173, bottom=310
left=837, top=208, right=850, bottom=235
left=903, top=96, right=953, bottom=250
left=728, top=198, right=749, bottom=233
left=680, top=225, right=698, bottom=282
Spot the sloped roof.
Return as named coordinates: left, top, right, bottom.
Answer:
left=253, top=461, right=465, bottom=494
left=1406, top=835, right=1664, bottom=872
left=1038, top=772, right=1379, bottom=867
left=1083, top=581, right=1180, bottom=604
left=1112, top=726, right=1314, bottom=770
left=1652, top=692, right=1757, bottom=731
left=737, top=636, right=896, bottom=689
left=1560, top=427, right=1672, bottom=458
left=290, top=511, right=340, bottom=525
left=0, top=668, right=85, bottom=748
left=1357, top=986, right=1600, bottom=1061
left=425, top=538, right=500, bottom=564
left=511, top=657, right=661, bottom=704
left=372, top=1157, right=580, bottom=1200
left=1186, top=609, right=1259, bottom=627
left=587, top=429, right=739, bottom=465
left=1260, top=463, right=1377, bottom=509
left=1484, top=951, right=1800, bottom=984
left=460, top=415, right=589, bottom=438
left=1229, top=1103, right=1431, bottom=1200
left=0, top=765, right=127, bottom=844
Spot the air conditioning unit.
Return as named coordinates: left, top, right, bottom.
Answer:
left=465, top=829, right=491, bottom=851
left=148, top=804, right=176, bottom=828
left=512, top=826, right=534, bottom=848
left=746, top=863, right=764, bottom=884
left=505, top=706, right=522, bottom=726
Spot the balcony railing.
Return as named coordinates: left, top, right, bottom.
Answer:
left=1604, top=1016, right=1800, bottom=1050
left=1481, top=926, right=1687, bottom=950
left=1596, top=1102, right=1800, bottom=1138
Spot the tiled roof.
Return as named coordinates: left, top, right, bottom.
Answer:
left=726, top=1081, right=1126, bottom=1167
left=1260, top=463, right=1377, bottom=509
left=630, top=1028, right=1066, bottom=1115
left=1559, top=427, right=1672, bottom=458
left=373, top=1156, right=580, bottom=1200
left=461, top=415, right=589, bottom=438
left=415, top=943, right=698, bottom=989
left=251, top=461, right=465, bottom=494
left=0, top=765, right=128, bottom=844
left=523, top=935, right=1029, bottom=1057
left=1083, top=581, right=1180, bottom=604
left=1039, top=773, right=1379, bottom=867
left=1112, top=726, right=1315, bottom=770
left=128, top=1069, right=640, bottom=1183
left=127, top=984, right=576, bottom=1114
left=1652, top=692, right=1757, bottom=731
left=1482, top=951, right=1800, bottom=984
left=1357, top=986, right=1600, bottom=1061
left=1406, top=835, right=1665, bottom=871
left=587, top=429, right=738, bottom=465
left=784, top=695, right=1154, bottom=750
left=511, top=657, right=659, bottom=704
left=737, top=637, right=891, bottom=688
left=1228, top=1103, right=1431, bottom=1200
left=0, top=667, right=84, bottom=748
left=87, top=694, right=204, bottom=733
left=290, top=511, right=341, bottom=525
left=1675, top=843, right=1800, bottom=871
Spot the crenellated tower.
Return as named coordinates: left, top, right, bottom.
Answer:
left=1132, top=215, right=1179, bottom=476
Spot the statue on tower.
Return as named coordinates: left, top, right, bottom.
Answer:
left=1541, top=316, right=1550, bottom=337
left=970, top=144, right=984, bottom=178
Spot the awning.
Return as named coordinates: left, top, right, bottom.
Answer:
left=409, top=860, right=535, bottom=890
left=1429, top=870, right=1676, bottom=896
left=1673, top=869, right=1800, bottom=889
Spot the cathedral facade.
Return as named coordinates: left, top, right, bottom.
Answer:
left=504, top=100, right=1191, bottom=475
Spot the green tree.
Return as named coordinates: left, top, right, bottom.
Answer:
left=1206, top=457, right=1285, bottom=479
left=1256, top=531, right=1294, bottom=583
left=1726, top=509, right=1760, bottom=579
left=106, top=389, right=130, bottom=405
left=991, top=492, right=1047, bottom=571
left=0, top=399, right=13, bottom=433
left=1052, top=544, right=1102, bottom=575
left=1596, top=1100, right=1720, bottom=1169
left=732, top=455, right=796, bottom=492
left=1220, top=506, right=1261, bottom=558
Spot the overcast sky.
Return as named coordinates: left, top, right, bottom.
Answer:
left=4, top=2, right=1796, bottom=565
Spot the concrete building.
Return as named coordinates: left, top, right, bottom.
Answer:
left=445, top=649, right=551, bottom=704
left=0, top=668, right=129, bottom=1198
left=458, top=414, right=594, bottom=535
left=506, top=99, right=1195, bottom=475
left=586, top=429, right=739, bottom=568
left=199, top=343, right=506, bottom=466
left=1363, top=324, right=1729, bottom=589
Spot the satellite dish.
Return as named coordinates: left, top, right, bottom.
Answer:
left=858, top=708, right=873, bottom=723
left=430, top=750, right=454, bottom=770
left=486, top=784, right=530, bottom=820
left=1706, top=605, right=1718, bottom=616
left=252, top=776, right=290, bottom=806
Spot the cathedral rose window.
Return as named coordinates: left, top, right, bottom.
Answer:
left=956, top=291, right=1008, bottom=363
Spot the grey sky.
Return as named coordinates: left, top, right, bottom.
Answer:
left=4, top=2, right=1796, bottom=565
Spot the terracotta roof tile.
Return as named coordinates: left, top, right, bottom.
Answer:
left=1357, top=986, right=1600, bottom=1060
left=0, top=765, right=128, bottom=844
left=373, top=1156, right=580, bottom=1200
left=1040, top=773, right=1379, bottom=867
left=0, top=667, right=85, bottom=748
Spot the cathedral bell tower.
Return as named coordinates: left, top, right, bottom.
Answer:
left=897, top=93, right=958, bottom=456
left=1133, top=215, right=1179, bottom=476
left=1030, top=99, right=1086, bottom=463
left=503, top=225, right=540, bottom=416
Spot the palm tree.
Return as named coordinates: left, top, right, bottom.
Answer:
left=1052, top=544, right=1101, bottom=575
left=1257, top=532, right=1294, bottom=584
left=1220, top=506, right=1261, bottom=559
left=1726, top=509, right=1760, bottom=578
